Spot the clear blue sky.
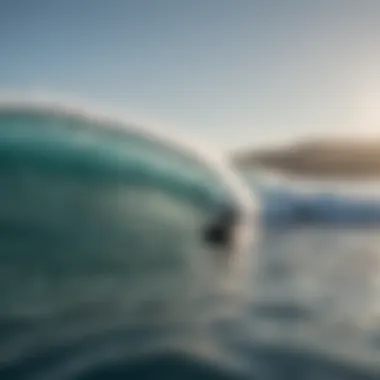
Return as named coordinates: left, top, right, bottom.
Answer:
left=2, top=1, right=380, bottom=150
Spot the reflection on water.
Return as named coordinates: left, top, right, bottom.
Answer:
left=1, top=217, right=380, bottom=379
left=245, top=226, right=380, bottom=378
left=0, top=173, right=380, bottom=378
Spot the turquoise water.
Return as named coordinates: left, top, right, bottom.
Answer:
left=0, top=107, right=379, bottom=379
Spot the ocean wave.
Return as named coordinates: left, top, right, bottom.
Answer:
left=244, top=170, right=380, bottom=224
left=0, top=100, right=258, bottom=379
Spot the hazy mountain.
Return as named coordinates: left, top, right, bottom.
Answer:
left=233, top=139, right=380, bottom=178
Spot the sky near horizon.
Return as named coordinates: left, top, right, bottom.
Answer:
left=1, top=1, right=380, bottom=151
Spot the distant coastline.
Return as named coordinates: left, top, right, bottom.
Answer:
left=233, top=138, right=380, bottom=179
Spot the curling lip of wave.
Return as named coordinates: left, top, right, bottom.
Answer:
left=0, top=94, right=257, bottom=223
